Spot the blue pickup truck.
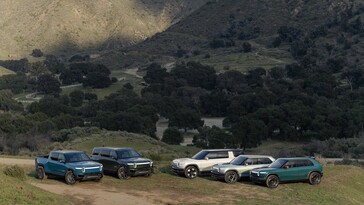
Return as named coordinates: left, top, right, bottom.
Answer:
left=35, top=150, right=104, bottom=185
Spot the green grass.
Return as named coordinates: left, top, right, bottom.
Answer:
left=0, top=165, right=71, bottom=205
left=0, top=66, right=15, bottom=77
left=61, top=70, right=144, bottom=99
left=189, top=41, right=294, bottom=73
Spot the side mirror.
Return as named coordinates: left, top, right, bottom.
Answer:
left=204, top=157, right=209, bottom=160
left=59, top=160, right=65, bottom=164
left=283, top=165, right=290, bottom=169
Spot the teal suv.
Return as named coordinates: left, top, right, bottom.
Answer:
left=35, top=150, right=103, bottom=185
left=250, top=157, right=323, bottom=188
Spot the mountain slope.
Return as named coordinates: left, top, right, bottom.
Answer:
left=0, top=0, right=208, bottom=59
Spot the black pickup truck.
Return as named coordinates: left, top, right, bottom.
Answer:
left=90, top=147, right=153, bottom=179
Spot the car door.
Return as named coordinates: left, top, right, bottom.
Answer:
left=108, top=150, right=120, bottom=172
left=240, top=158, right=260, bottom=176
left=296, top=159, right=315, bottom=179
left=279, top=160, right=301, bottom=181
left=46, top=152, right=59, bottom=174
left=99, top=149, right=113, bottom=172
left=47, top=153, right=66, bottom=176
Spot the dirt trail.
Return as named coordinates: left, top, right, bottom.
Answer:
left=0, top=157, right=157, bottom=205
left=31, top=182, right=156, bottom=205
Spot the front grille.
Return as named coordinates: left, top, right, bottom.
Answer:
left=136, top=163, right=151, bottom=171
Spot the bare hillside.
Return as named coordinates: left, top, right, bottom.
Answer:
left=0, top=0, right=208, bottom=58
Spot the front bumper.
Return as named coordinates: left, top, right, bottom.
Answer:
left=211, top=171, right=225, bottom=180
left=76, top=172, right=103, bottom=181
left=128, top=164, right=153, bottom=176
left=172, top=167, right=185, bottom=175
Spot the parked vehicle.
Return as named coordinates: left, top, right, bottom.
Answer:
left=90, top=147, right=153, bottom=179
left=35, top=150, right=103, bottom=185
left=211, top=155, right=275, bottom=183
left=250, top=157, right=323, bottom=188
left=171, top=149, right=243, bottom=179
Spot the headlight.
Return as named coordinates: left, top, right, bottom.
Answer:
left=259, top=172, right=267, bottom=175
left=150, top=161, right=153, bottom=167
left=99, top=165, right=103, bottom=171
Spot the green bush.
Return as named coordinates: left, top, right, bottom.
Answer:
left=162, top=127, right=183, bottom=145
left=3, top=165, right=26, bottom=181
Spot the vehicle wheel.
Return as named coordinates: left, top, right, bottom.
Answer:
left=224, top=171, right=238, bottom=184
left=266, top=175, right=280, bottom=188
left=184, top=166, right=198, bottom=179
left=308, top=172, right=321, bottom=185
left=65, top=171, right=77, bottom=185
left=36, top=166, right=47, bottom=180
left=117, top=166, right=130, bottom=180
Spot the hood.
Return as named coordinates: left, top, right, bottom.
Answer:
left=67, top=161, right=101, bottom=167
left=253, top=167, right=277, bottom=172
left=119, top=157, right=152, bottom=164
left=213, top=163, right=239, bottom=169
left=172, top=158, right=196, bottom=163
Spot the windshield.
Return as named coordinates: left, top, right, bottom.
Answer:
left=192, top=150, right=208, bottom=160
left=230, top=156, right=247, bottom=165
left=116, top=149, right=141, bottom=159
left=65, top=152, right=90, bottom=163
left=268, top=159, right=288, bottom=168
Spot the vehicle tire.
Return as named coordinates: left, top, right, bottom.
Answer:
left=266, top=175, right=280, bottom=188
left=184, top=166, right=198, bottom=179
left=224, top=171, right=238, bottom=184
left=117, top=166, right=130, bottom=180
left=36, top=166, right=47, bottom=180
left=65, top=171, right=77, bottom=185
left=308, top=172, right=321, bottom=185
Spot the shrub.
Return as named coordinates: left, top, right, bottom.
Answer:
left=3, top=165, right=26, bottom=181
left=31, top=49, right=43, bottom=57
left=162, top=127, right=183, bottom=145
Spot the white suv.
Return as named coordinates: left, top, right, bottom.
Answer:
left=211, top=155, right=275, bottom=183
left=171, top=149, right=242, bottom=179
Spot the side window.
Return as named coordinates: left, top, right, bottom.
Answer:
left=206, top=151, right=229, bottom=159
left=284, top=160, right=295, bottom=168
left=110, top=150, right=117, bottom=159
left=300, top=160, right=314, bottom=167
left=58, top=154, right=65, bottom=161
left=245, top=158, right=258, bottom=165
left=258, top=158, right=272, bottom=164
left=92, top=148, right=101, bottom=155
left=50, top=153, right=59, bottom=161
left=100, top=149, right=110, bottom=157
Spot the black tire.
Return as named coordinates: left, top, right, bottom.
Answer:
left=65, top=171, right=77, bottom=185
left=36, top=166, right=47, bottom=180
left=184, top=166, right=198, bottom=179
left=117, top=166, right=130, bottom=180
left=266, top=175, right=280, bottom=188
left=224, top=171, right=238, bottom=184
left=308, top=172, right=321, bottom=185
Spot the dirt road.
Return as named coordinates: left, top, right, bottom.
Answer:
left=0, top=157, right=158, bottom=205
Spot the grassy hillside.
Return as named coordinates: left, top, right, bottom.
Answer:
left=37, top=129, right=364, bottom=205
left=0, top=0, right=208, bottom=59
left=0, top=66, right=15, bottom=77
left=0, top=165, right=71, bottom=205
